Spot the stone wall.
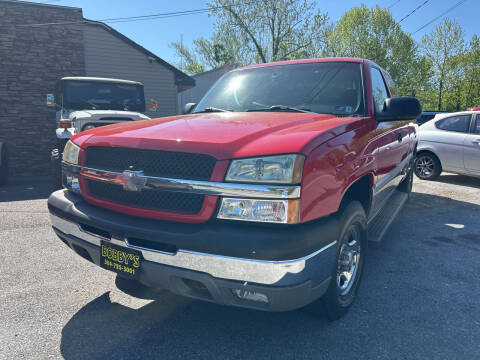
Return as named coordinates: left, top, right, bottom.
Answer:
left=0, top=1, right=85, bottom=177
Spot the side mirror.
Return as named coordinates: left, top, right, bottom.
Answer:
left=46, top=94, right=56, bottom=107
left=376, top=97, right=422, bottom=122
left=183, top=102, right=196, bottom=114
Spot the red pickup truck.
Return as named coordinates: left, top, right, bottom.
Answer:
left=48, top=58, right=421, bottom=319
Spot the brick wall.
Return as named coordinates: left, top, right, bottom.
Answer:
left=0, top=1, right=85, bottom=177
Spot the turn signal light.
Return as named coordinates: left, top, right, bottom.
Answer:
left=59, top=121, right=72, bottom=129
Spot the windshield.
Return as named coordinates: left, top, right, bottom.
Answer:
left=194, top=62, right=366, bottom=116
left=62, top=81, right=145, bottom=112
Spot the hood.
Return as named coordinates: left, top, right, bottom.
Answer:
left=73, top=112, right=366, bottom=159
left=67, top=110, right=150, bottom=121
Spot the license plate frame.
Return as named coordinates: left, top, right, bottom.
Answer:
left=100, top=240, right=143, bottom=279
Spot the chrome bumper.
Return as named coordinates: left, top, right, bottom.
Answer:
left=50, top=213, right=336, bottom=286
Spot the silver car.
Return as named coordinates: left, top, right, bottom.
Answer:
left=414, top=111, right=480, bottom=180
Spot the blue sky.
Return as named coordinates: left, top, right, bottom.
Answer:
left=52, top=0, right=478, bottom=68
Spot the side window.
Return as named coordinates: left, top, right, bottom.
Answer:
left=370, top=68, right=389, bottom=112
left=474, top=115, right=480, bottom=134
left=382, top=71, right=397, bottom=96
left=435, top=115, right=471, bottom=133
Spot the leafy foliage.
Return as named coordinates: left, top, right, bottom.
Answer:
left=172, top=3, right=480, bottom=110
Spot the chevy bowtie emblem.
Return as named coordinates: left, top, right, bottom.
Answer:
left=121, top=170, right=147, bottom=192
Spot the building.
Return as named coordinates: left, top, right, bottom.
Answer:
left=0, top=0, right=194, bottom=177
left=178, top=62, right=237, bottom=113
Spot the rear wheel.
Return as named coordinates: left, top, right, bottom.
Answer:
left=51, top=148, right=62, bottom=191
left=414, top=153, right=441, bottom=180
left=311, top=201, right=367, bottom=320
left=0, top=146, right=8, bottom=186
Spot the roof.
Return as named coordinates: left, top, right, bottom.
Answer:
left=432, top=111, right=480, bottom=120
left=192, top=61, right=238, bottom=79
left=422, top=110, right=448, bottom=114
left=83, top=20, right=195, bottom=90
left=61, top=77, right=143, bottom=86
left=0, top=0, right=82, bottom=11
left=236, top=57, right=368, bottom=71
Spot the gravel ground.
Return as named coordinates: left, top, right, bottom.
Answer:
left=0, top=174, right=479, bottom=359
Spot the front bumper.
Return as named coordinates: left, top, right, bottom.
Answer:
left=48, top=190, right=338, bottom=311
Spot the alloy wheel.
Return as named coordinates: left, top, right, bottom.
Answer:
left=336, top=224, right=362, bottom=296
left=415, top=155, right=435, bottom=178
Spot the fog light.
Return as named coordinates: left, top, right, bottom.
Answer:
left=217, top=198, right=299, bottom=223
left=64, top=175, right=81, bottom=194
left=232, top=289, right=269, bottom=303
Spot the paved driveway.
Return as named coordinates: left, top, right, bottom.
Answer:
left=1, top=175, right=479, bottom=359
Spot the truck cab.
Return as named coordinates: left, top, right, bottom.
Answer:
left=48, top=58, right=421, bottom=319
left=48, top=77, right=151, bottom=188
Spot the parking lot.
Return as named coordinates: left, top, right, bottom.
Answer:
left=1, top=175, right=479, bottom=359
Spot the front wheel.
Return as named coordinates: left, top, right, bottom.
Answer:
left=311, top=201, right=367, bottom=320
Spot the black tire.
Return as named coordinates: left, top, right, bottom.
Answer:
left=398, top=166, right=413, bottom=198
left=414, top=152, right=441, bottom=180
left=0, top=146, right=8, bottom=186
left=51, top=148, right=62, bottom=191
left=311, top=201, right=367, bottom=320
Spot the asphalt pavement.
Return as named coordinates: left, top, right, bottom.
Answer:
left=0, top=175, right=479, bottom=359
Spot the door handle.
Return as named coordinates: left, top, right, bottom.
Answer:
left=397, top=132, right=403, bottom=143
left=473, top=139, right=480, bottom=144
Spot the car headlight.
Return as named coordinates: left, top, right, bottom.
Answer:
left=225, top=154, right=304, bottom=184
left=62, top=140, right=80, bottom=165
left=217, top=198, right=300, bottom=224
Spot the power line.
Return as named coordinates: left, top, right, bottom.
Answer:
left=5, top=1, right=258, bottom=28
left=11, top=8, right=210, bottom=27
left=412, top=0, right=467, bottom=34
left=398, top=0, right=429, bottom=23
left=387, top=0, right=401, bottom=10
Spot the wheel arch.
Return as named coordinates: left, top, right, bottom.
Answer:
left=339, top=174, right=373, bottom=218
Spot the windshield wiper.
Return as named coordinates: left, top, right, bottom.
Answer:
left=246, top=105, right=313, bottom=113
left=194, top=106, right=232, bottom=113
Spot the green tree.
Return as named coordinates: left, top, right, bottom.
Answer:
left=421, top=19, right=464, bottom=110
left=323, top=5, right=418, bottom=97
left=170, top=42, right=205, bottom=75
left=172, top=0, right=329, bottom=69
left=463, top=35, right=480, bottom=108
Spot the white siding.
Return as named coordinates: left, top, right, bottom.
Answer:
left=83, top=24, right=177, bottom=118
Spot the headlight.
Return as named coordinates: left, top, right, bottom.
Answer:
left=225, top=154, right=304, bottom=184
left=218, top=198, right=300, bottom=224
left=62, top=140, right=80, bottom=165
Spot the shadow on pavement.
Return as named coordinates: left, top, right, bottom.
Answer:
left=0, top=180, right=52, bottom=202
left=433, top=173, right=480, bottom=189
left=60, top=192, right=480, bottom=360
